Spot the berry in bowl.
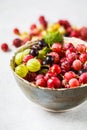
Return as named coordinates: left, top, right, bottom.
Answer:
left=10, top=31, right=87, bottom=112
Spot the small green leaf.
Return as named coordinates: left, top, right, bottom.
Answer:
left=44, top=31, right=63, bottom=47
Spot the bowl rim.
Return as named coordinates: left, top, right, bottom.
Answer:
left=10, top=37, right=87, bottom=91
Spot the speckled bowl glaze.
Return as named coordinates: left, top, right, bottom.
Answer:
left=10, top=37, right=87, bottom=112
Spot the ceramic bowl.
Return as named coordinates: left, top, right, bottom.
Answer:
left=10, top=37, right=87, bottom=112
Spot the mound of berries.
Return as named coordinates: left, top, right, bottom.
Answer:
left=14, top=31, right=87, bottom=89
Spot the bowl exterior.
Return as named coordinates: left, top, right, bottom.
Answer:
left=13, top=72, right=87, bottom=112
left=10, top=37, right=87, bottom=112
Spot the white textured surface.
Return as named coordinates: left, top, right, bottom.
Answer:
left=0, top=0, right=87, bottom=130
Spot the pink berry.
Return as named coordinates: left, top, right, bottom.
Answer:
left=79, top=53, right=87, bottom=63
left=72, top=59, right=82, bottom=71
left=66, top=52, right=78, bottom=64
left=13, top=38, right=22, bottom=47
left=47, top=77, right=61, bottom=89
left=48, top=52, right=59, bottom=63
left=64, top=43, right=74, bottom=51
left=76, top=44, right=86, bottom=53
left=36, top=78, right=46, bottom=87
left=64, top=71, right=76, bottom=81
left=23, top=55, right=34, bottom=63
left=79, top=72, right=87, bottom=84
left=44, top=72, right=56, bottom=81
left=52, top=43, right=62, bottom=53
left=1, top=43, right=9, bottom=52
left=61, top=60, right=71, bottom=73
left=69, top=78, right=79, bottom=88
left=49, top=64, right=61, bottom=74
left=80, top=27, right=87, bottom=40
left=35, top=74, right=44, bottom=80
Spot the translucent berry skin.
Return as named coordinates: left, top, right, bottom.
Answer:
left=15, top=64, right=28, bottom=78
left=64, top=43, right=74, bottom=51
left=80, top=27, right=87, bottom=40
left=61, top=61, right=71, bottom=73
left=52, top=43, right=62, bottom=53
left=36, top=78, right=46, bottom=87
left=47, top=77, right=61, bottom=88
left=76, top=44, right=86, bottom=53
left=27, top=58, right=41, bottom=72
left=79, top=53, right=87, bottom=63
left=79, top=72, right=87, bottom=84
left=72, top=59, right=82, bottom=71
left=66, top=52, right=77, bottom=64
left=49, top=64, right=61, bottom=74
left=64, top=71, right=76, bottom=81
left=69, top=78, right=79, bottom=88
left=44, top=72, right=56, bottom=81
left=1, top=43, right=9, bottom=52
left=35, top=74, right=44, bottom=80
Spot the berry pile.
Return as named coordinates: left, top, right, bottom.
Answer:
left=1, top=16, right=87, bottom=52
left=14, top=35, right=87, bottom=89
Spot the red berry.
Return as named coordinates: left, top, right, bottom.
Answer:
left=36, top=78, right=46, bottom=87
left=76, top=44, right=86, bottom=53
left=64, top=43, right=75, bottom=51
left=35, top=74, right=44, bottom=80
left=52, top=43, right=62, bottom=53
left=72, top=59, right=82, bottom=71
left=66, top=52, right=78, bottom=64
left=79, top=53, right=87, bottom=63
left=70, top=30, right=80, bottom=38
left=80, top=27, right=87, bottom=40
left=58, top=20, right=71, bottom=29
left=64, top=71, right=76, bottom=81
left=47, top=77, right=61, bottom=88
left=79, top=72, right=87, bottom=84
left=1, top=43, right=9, bottom=52
left=44, top=72, right=56, bottom=81
left=48, top=52, right=59, bottom=63
left=49, top=64, right=61, bottom=74
left=23, top=55, right=34, bottom=63
left=69, top=78, right=79, bottom=88
left=13, top=28, right=20, bottom=35
left=65, top=84, right=70, bottom=88
left=47, top=78, right=54, bottom=88
left=25, top=72, right=36, bottom=82
left=38, top=16, right=45, bottom=23
left=38, top=16, right=47, bottom=29
left=61, top=60, right=71, bottom=73
left=30, top=24, right=37, bottom=30
left=13, top=38, right=22, bottom=47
